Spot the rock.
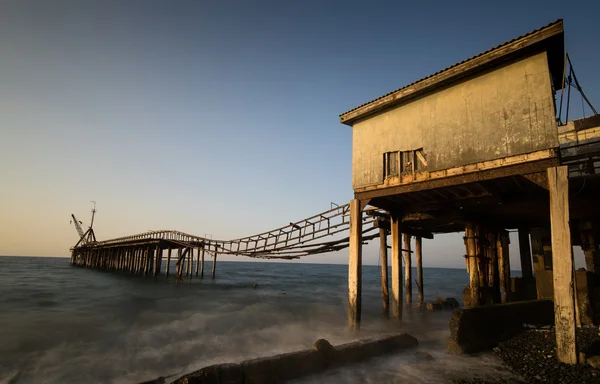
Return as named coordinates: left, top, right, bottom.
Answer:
left=313, top=338, right=335, bottom=353
left=436, top=297, right=460, bottom=309
left=415, top=351, right=434, bottom=361
left=426, top=302, right=443, bottom=311
left=587, top=355, right=600, bottom=369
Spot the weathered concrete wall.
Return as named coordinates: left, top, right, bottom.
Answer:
left=173, top=333, right=418, bottom=384
left=448, top=300, right=554, bottom=354
left=352, top=51, right=557, bottom=188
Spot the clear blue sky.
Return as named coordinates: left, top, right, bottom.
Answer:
left=0, top=0, right=598, bottom=268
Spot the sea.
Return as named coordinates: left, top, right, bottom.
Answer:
left=0, top=256, right=523, bottom=384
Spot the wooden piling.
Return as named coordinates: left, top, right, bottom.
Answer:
left=488, top=231, right=501, bottom=303
left=165, top=248, right=172, bottom=277
left=497, top=231, right=511, bottom=303
left=348, top=199, right=362, bottom=329
left=200, top=245, right=205, bottom=279
left=548, top=165, right=577, bottom=364
left=195, top=246, right=200, bottom=276
left=212, top=244, right=218, bottom=279
left=176, top=248, right=182, bottom=279
left=465, top=222, right=480, bottom=307
left=580, top=222, right=600, bottom=273
left=415, top=236, right=423, bottom=304
left=379, top=227, right=389, bottom=316
left=189, top=248, right=193, bottom=279
left=390, top=211, right=402, bottom=320
left=403, top=233, right=412, bottom=304
left=518, top=227, right=533, bottom=279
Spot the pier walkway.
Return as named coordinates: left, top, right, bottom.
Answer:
left=70, top=204, right=388, bottom=279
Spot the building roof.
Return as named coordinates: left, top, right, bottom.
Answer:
left=340, top=19, right=564, bottom=126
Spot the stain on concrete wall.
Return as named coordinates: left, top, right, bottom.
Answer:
left=352, top=52, right=558, bottom=189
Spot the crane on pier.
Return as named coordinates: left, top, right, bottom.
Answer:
left=71, top=201, right=97, bottom=247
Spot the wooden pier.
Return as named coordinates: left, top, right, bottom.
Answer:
left=70, top=204, right=388, bottom=280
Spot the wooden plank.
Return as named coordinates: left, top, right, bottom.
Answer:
left=340, top=20, right=563, bottom=125
left=390, top=212, right=402, bottom=320
left=348, top=199, right=362, bottom=329
left=548, top=165, right=577, bottom=364
left=379, top=228, right=389, bottom=316
left=415, top=236, right=423, bottom=304
left=416, top=150, right=428, bottom=167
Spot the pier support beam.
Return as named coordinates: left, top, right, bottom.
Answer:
left=403, top=233, right=412, bottom=304
left=348, top=199, right=363, bottom=329
left=211, top=245, right=217, bottom=279
left=488, top=231, right=501, bottom=304
left=497, top=231, right=511, bottom=303
left=465, top=222, right=480, bottom=307
left=391, top=211, right=403, bottom=320
left=165, top=248, right=171, bottom=278
left=195, top=246, right=200, bottom=276
left=580, top=222, right=600, bottom=273
left=379, top=227, right=389, bottom=316
left=200, top=245, right=205, bottom=279
left=518, top=227, right=533, bottom=280
left=415, top=236, right=423, bottom=304
left=548, top=166, right=577, bottom=364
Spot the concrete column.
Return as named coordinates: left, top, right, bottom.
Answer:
left=379, top=227, right=389, bottom=316
left=548, top=166, right=577, bottom=364
left=348, top=199, right=363, bottom=329
left=390, top=211, right=402, bottom=320
left=518, top=227, right=534, bottom=279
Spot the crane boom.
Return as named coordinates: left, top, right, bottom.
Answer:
left=71, top=214, right=86, bottom=241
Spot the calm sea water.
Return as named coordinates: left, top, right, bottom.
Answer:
left=0, top=257, right=520, bottom=384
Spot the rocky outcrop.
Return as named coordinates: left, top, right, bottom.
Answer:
left=448, top=300, right=554, bottom=354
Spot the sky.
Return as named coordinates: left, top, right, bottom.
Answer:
left=0, top=0, right=598, bottom=268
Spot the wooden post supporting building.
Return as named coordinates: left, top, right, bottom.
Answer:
left=379, top=227, right=389, bottom=316
left=548, top=166, right=577, bottom=364
left=390, top=211, right=402, bottom=320
left=518, top=228, right=534, bottom=279
left=348, top=199, right=363, bottom=329
left=403, top=233, right=412, bottom=304
left=415, top=236, right=423, bottom=304
left=497, top=231, right=511, bottom=303
left=465, top=222, right=480, bottom=307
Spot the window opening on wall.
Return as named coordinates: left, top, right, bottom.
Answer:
left=384, top=148, right=427, bottom=180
